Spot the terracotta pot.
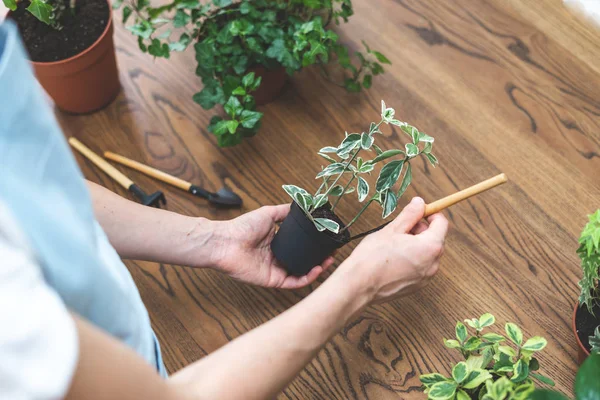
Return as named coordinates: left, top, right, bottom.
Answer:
left=9, top=1, right=120, bottom=114
left=573, top=302, right=592, bottom=364
left=248, top=65, right=287, bottom=106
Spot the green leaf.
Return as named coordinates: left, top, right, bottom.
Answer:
left=575, top=353, right=600, bottom=400
left=372, top=51, right=391, bottom=64
left=428, top=381, right=457, bottom=400
left=314, top=218, right=340, bottom=234
left=478, top=313, right=495, bottom=329
left=522, top=336, right=547, bottom=352
left=420, top=373, right=448, bottom=388
left=212, top=0, right=232, bottom=6
left=242, top=72, right=255, bottom=88
left=210, top=119, right=238, bottom=136
left=224, top=96, right=243, bottom=117
left=529, top=390, right=569, bottom=400
left=465, top=318, right=480, bottom=330
left=232, top=87, right=246, bottom=96
left=397, top=163, right=412, bottom=198
left=361, top=132, right=374, bottom=150
left=282, top=185, right=309, bottom=200
left=357, top=177, right=369, bottom=203
left=240, top=110, right=262, bottom=129
left=382, top=190, right=398, bottom=219
left=481, top=333, right=505, bottom=343
left=148, top=39, right=170, bottom=58
left=462, top=369, right=492, bottom=389
left=489, top=377, right=512, bottom=399
left=169, top=33, right=191, bottom=52
left=316, top=163, right=347, bottom=179
left=505, top=323, right=523, bottom=346
left=425, top=152, right=439, bottom=167
left=362, top=74, right=372, bottom=89
left=444, top=339, right=461, bottom=349
left=456, top=322, right=468, bottom=343
left=452, top=362, right=468, bottom=384
left=530, top=373, right=555, bottom=386
left=465, top=354, right=486, bottom=371
left=498, top=345, right=517, bottom=358
left=173, top=9, right=191, bottom=27
left=294, top=192, right=313, bottom=214
left=511, top=359, right=529, bottom=383
left=370, top=149, right=404, bottom=164
left=337, top=133, right=362, bottom=156
left=405, top=143, right=419, bottom=157
left=193, top=84, right=225, bottom=110
left=590, top=326, right=600, bottom=353
left=127, top=21, right=154, bottom=39
left=463, top=337, right=482, bottom=351
left=375, top=160, right=404, bottom=192
left=122, top=6, right=133, bottom=23
left=26, top=0, right=53, bottom=25
left=358, top=163, right=374, bottom=173
left=319, top=146, right=338, bottom=153
left=418, top=131, right=435, bottom=143
left=313, top=194, right=328, bottom=210
left=455, top=390, right=469, bottom=400
left=3, top=0, right=17, bottom=10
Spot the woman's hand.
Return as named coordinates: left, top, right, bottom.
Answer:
left=210, top=205, right=335, bottom=289
left=337, top=197, right=448, bottom=304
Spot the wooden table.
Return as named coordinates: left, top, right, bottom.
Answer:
left=60, top=0, right=600, bottom=397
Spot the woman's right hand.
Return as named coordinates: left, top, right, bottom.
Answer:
left=338, top=197, right=449, bottom=304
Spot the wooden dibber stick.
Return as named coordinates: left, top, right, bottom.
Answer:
left=349, top=173, right=507, bottom=241
left=423, top=173, right=508, bottom=217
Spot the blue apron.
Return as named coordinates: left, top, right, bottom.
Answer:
left=0, top=20, right=167, bottom=377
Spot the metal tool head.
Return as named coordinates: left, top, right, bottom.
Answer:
left=189, top=184, right=242, bottom=208
left=129, top=184, right=167, bottom=208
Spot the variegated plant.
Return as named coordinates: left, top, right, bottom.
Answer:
left=420, top=314, right=554, bottom=400
left=283, top=100, right=438, bottom=234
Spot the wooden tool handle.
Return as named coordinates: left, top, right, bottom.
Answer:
left=424, top=173, right=508, bottom=217
left=104, top=152, right=192, bottom=191
left=68, top=138, right=134, bottom=189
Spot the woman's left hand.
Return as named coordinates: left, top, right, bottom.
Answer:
left=210, top=205, right=335, bottom=289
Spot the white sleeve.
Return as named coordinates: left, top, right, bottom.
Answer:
left=0, top=206, right=79, bottom=400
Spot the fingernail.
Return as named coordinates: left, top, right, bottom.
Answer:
left=412, top=197, right=424, bottom=204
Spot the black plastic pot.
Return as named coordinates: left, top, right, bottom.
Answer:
left=271, top=202, right=348, bottom=276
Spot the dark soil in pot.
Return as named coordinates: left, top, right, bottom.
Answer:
left=271, top=202, right=349, bottom=277
left=575, top=302, right=600, bottom=353
left=10, top=0, right=109, bottom=62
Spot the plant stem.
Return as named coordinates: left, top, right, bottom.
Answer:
left=341, top=196, right=375, bottom=232
left=331, top=174, right=355, bottom=211
left=320, top=147, right=360, bottom=199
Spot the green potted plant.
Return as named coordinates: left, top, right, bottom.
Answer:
left=117, top=0, right=391, bottom=147
left=530, top=353, right=600, bottom=400
left=269, top=100, right=438, bottom=276
left=419, top=313, right=555, bottom=400
left=4, top=0, right=120, bottom=113
left=572, top=209, right=600, bottom=363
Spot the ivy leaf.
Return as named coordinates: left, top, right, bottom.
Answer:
left=362, top=74, right=372, bottom=89
left=224, top=96, right=243, bottom=117
left=370, top=149, right=404, bottom=164
left=148, top=39, right=170, bottom=58
left=316, top=163, right=347, bottom=178
left=242, top=72, right=256, bottom=88
left=478, top=313, right=495, bottom=329
left=452, top=362, right=468, bottom=384
left=428, top=381, right=457, bottom=400
left=397, top=163, right=412, bottom=198
left=127, top=20, right=154, bottom=39
left=173, top=9, right=191, bottom=27
left=212, top=0, right=232, bottom=6
left=511, top=359, right=529, bottom=383
left=455, top=322, right=468, bottom=343
left=361, top=132, right=374, bottom=150
left=169, top=33, right=191, bottom=52
left=530, top=373, right=555, bottom=386
left=372, top=51, right=391, bottom=64
left=26, top=0, right=53, bottom=25
left=239, top=110, right=262, bottom=129
left=462, top=369, right=492, bottom=389
left=357, top=177, right=369, bottom=202
left=3, top=0, right=17, bottom=10
left=522, top=336, right=547, bottom=352
left=122, top=6, right=133, bottom=23
left=210, top=119, right=238, bottom=136
left=314, top=218, right=340, bottom=234
left=382, top=190, right=398, bottom=219
left=405, top=143, right=419, bottom=157
left=193, top=84, right=225, bottom=109
left=375, top=160, right=404, bottom=192
left=505, top=323, right=523, bottom=346
left=420, top=373, right=448, bottom=388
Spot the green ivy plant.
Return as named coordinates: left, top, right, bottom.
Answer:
left=578, top=209, right=600, bottom=314
left=530, top=353, right=600, bottom=400
left=3, top=0, right=74, bottom=30
left=591, top=327, right=600, bottom=354
left=420, top=313, right=554, bottom=400
left=282, top=100, right=437, bottom=234
left=116, top=0, right=391, bottom=146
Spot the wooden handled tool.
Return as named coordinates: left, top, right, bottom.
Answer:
left=103, top=151, right=243, bottom=207
left=349, top=173, right=508, bottom=241
left=68, top=138, right=166, bottom=208
left=424, top=173, right=507, bottom=217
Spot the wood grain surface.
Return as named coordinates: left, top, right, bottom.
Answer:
left=59, top=0, right=600, bottom=398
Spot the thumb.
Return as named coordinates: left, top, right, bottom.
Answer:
left=390, top=197, right=425, bottom=233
